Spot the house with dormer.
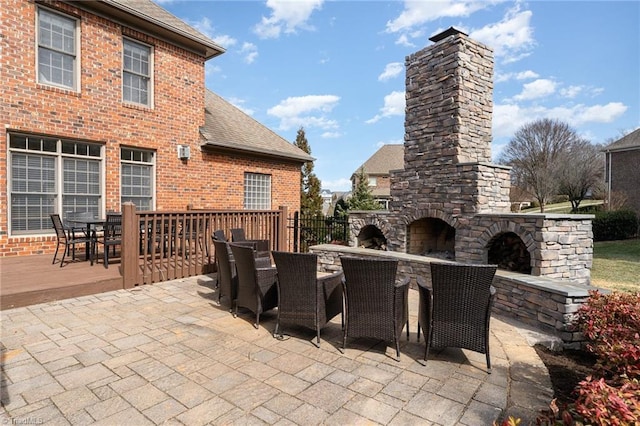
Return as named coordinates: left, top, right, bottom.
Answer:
left=2, top=0, right=311, bottom=257
left=350, top=144, right=404, bottom=209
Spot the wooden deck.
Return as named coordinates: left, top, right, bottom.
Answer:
left=0, top=253, right=123, bottom=310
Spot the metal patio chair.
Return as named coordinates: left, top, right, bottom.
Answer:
left=50, top=214, right=93, bottom=267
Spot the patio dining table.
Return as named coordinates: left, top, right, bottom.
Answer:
left=66, top=216, right=108, bottom=260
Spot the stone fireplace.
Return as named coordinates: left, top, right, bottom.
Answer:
left=349, top=28, right=593, bottom=285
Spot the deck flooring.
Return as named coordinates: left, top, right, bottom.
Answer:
left=0, top=251, right=122, bottom=310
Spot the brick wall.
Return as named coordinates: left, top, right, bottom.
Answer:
left=1, top=0, right=300, bottom=256
left=610, top=149, right=640, bottom=216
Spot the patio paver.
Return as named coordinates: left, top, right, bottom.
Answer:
left=1, top=274, right=554, bottom=425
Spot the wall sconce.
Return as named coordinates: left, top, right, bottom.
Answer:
left=177, top=145, right=191, bottom=160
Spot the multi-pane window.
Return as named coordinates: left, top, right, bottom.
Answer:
left=9, top=134, right=102, bottom=235
left=37, top=8, right=77, bottom=90
left=121, top=148, right=154, bottom=211
left=123, top=39, right=151, bottom=106
left=244, top=173, right=271, bottom=210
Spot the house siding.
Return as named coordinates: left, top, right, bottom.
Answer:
left=1, top=0, right=300, bottom=257
left=609, top=148, right=640, bottom=216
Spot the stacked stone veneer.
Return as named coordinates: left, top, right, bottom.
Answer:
left=311, top=244, right=589, bottom=347
left=348, top=28, right=594, bottom=285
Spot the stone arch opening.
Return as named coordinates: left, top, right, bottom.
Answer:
left=407, top=217, right=455, bottom=260
left=487, top=232, right=532, bottom=273
left=357, top=224, right=387, bottom=250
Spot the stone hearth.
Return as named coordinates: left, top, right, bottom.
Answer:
left=348, top=28, right=593, bottom=285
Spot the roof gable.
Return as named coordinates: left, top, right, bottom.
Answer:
left=604, top=128, right=640, bottom=152
left=201, top=90, right=313, bottom=163
left=354, top=144, right=404, bottom=176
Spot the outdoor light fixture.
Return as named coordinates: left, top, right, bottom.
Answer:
left=177, top=145, right=191, bottom=160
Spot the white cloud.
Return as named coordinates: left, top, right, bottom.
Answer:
left=493, top=102, right=628, bottom=140
left=190, top=17, right=237, bottom=48
left=376, top=139, right=403, bottom=148
left=366, top=91, right=405, bottom=124
left=227, top=97, right=255, bottom=116
left=496, top=69, right=540, bottom=83
left=254, top=0, right=323, bottom=39
left=512, top=79, right=556, bottom=101
left=560, top=85, right=583, bottom=99
left=469, top=7, right=535, bottom=63
left=323, top=177, right=352, bottom=192
left=321, top=131, right=342, bottom=138
left=385, top=1, right=491, bottom=33
left=394, top=34, right=414, bottom=47
left=378, top=62, right=404, bottom=81
left=267, top=95, right=340, bottom=130
left=240, top=42, right=258, bottom=64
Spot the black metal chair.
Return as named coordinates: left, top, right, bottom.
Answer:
left=229, top=243, right=278, bottom=329
left=212, top=240, right=237, bottom=311
left=212, top=229, right=227, bottom=242
left=50, top=214, right=93, bottom=267
left=272, top=251, right=344, bottom=346
left=92, top=214, right=122, bottom=268
left=417, top=262, right=497, bottom=373
left=340, top=256, right=410, bottom=361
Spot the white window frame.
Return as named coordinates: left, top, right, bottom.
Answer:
left=120, top=148, right=155, bottom=211
left=36, top=6, right=79, bottom=91
left=244, top=173, right=271, bottom=210
left=122, top=37, right=153, bottom=107
left=8, top=133, right=103, bottom=236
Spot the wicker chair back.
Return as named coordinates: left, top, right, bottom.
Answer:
left=272, top=251, right=343, bottom=345
left=229, top=243, right=278, bottom=329
left=212, top=240, right=237, bottom=310
left=340, top=256, right=410, bottom=360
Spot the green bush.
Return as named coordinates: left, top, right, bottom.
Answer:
left=592, top=210, right=639, bottom=241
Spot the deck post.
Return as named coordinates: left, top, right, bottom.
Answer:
left=122, top=203, right=139, bottom=288
left=278, top=205, right=288, bottom=251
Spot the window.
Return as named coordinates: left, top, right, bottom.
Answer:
left=37, top=8, right=77, bottom=90
left=244, top=173, right=271, bottom=210
left=123, top=38, right=151, bottom=106
left=368, top=176, right=377, bottom=187
left=121, top=148, right=154, bottom=210
left=9, top=134, right=102, bottom=235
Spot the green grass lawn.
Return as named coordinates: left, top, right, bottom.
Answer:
left=591, top=238, right=640, bottom=293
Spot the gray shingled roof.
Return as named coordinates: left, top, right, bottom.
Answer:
left=355, top=144, right=404, bottom=176
left=603, top=128, right=640, bottom=152
left=86, top=0, right=225, bottom=59
left=200, top=90, right=313, bottom=163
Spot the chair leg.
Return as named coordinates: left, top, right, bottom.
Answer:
left=395, top=339, right=401, bottom=362
left=60, top=243, right=68, bottom=267
left=254, top=313, right=260, bottom=329
left=53, top=242, right=60, bottom=265
left=406, top=320, right=410, bottom=340
left=416, top=323, right=421, bottom=342
left=104, top=244, right=109, bottom=269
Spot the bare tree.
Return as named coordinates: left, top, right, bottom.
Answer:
left=557, top=140, right=604, bottom=212
left=499, top=118, right=580, bottom=212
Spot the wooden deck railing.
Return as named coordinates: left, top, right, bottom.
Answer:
left=120, top=203, right=288, bottom=288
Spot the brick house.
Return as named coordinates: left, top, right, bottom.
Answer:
left=603, top=128, right=640, bottom=216
left=1, top=0, right=312, bottom=257
left=350, top=144, right=404, bottom=209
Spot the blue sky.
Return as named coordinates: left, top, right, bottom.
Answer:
left=156, top=0, right=640, bottom=192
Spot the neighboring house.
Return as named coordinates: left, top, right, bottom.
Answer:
left=2, top=0, right=311, bottom=257
left=603, top=128, right=640, bottom=216
left=350, top=144, right=404, bottom=209
left=320, top=189, right=333, bottom=215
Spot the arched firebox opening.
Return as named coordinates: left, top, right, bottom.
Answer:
left=408, top=218, right=455, bottom=260
left=357, top=225, right=388, bottom=250
left=487, top=232, right=532, bottom=274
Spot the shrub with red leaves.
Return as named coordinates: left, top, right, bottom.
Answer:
left=574, top=290, right=640, bottom=379
left=574, top=376, right=640, bottom=425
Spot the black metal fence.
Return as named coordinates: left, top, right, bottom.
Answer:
left=287, top=212, right=349, bottom=252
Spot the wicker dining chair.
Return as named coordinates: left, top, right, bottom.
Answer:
left=229, top=243, right=278, bottom=329
left=340, top=256, right=410, bottom=361
left=230, top=228, right=270, bottom=259
left=417, top=262, right=497, bottom=373
left=212, top=240, right=237, bottom=311
left=272, top=251, right=344, bottom=346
